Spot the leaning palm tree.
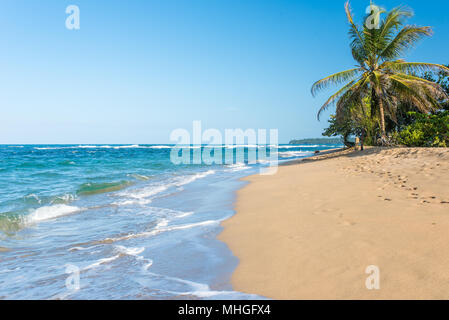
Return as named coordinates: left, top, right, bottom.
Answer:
left=312, top=1, right=449, bottom=144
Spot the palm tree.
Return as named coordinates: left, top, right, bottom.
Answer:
left=311, top=1, right=449, bottom=144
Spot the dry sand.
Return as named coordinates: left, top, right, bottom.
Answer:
left=219, top=147, right=449, bottom=299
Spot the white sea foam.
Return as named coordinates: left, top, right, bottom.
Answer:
left=278, top=145, right=319, bottom=148
left=101, top=220, right=220, bottom=243
left=114, top=245, right=145, bottom=256
left=278, top=151, right=314, bottom=158
left=111, top=198, right=153, bottom=206
left=128, top=174, right=152, bottom=181
left=77, top=145, right=141, bottom=149
left=35, top=145, right=142, bottom=150
left=155, top=218, right=169, bottom=229
left=173, top=170, right=216, bottom=186
left=148, top=145, right=172, bottom=149
left=143, top=261, right=153, bottom=270
left=82, top=254, right=121, bottom=271
left=50, top=193, right=77, bottom=204
left=145, top=272, right=264, bottom=299
left=33, top=144, right=321, bottom=151
left=146, top=272, right=210, bottom=292
left=24, top=193, right=42, bottom=204
left=26, top=204, right=83, bottom=223
left=118, top=185, right=169, bottom=201
left=225, top=163, right=250, bottom=172
left=116, top=170, right=216, bottom=204
left=136, top=207, right=194, bottom=219
left=175, top=211, right=194, bottom=219
left=224, top=145, right=258, bottom=149
left=82, top=246, right=147, bottom=271
left=115, top=245, right=153, bottom=271
left=113, top=145, right=140, bottom=149
left=69, top=245, right=99, bottom=252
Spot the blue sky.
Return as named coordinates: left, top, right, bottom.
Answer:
left=1, top=0, right=448, bottom=144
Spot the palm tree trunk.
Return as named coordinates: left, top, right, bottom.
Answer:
left=374, top=88, right=387, bottom=143
left=360, top=128, right=366, bottom=151
left=378, top=98, right=386, bottom=139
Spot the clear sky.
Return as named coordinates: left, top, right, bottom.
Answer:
left=1, top=0, right=448, bottom=144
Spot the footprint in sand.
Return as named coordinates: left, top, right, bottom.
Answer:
left=341, top=220, right=356, bottom=226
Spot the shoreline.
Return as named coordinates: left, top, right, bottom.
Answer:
left=0, top=144, right=334, bottom=299
left=219, top=147, right=449, bottom=299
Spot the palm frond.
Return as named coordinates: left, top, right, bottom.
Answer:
left=380, top=26, right=432, bottom=60
left=386, top=62, right=449, bottom=76
left=389, top=75, right=442, bottom=112
left=317, top=79, right=359, bottom=120
left=345, top=1, right=367, bottom=65
left=379, top=6, right=413, bottom=40
left=362, top=5, right=385, bottom=53
left=311, top=68, right=363, bottom=96
left=335, top=76, right=370, bottom=122
left=373, top=6, right=413, bottom=58
left=394, top=73, right=449, bottom=97
left=345, top=1, right=364, bottom=45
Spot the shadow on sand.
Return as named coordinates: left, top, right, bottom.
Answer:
left=281, top=146, right=391, bottom=166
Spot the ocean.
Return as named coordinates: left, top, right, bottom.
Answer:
left=0, top=144, right=341, bottom=299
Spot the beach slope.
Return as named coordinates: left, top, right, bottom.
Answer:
left=219, top=148, right=449, bottom=299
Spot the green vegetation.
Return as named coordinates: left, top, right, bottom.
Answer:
left=393, top=111, right=449, bottom=147
left=313, top=2, right=449, bottom=147
left=288, top=138, right=344, bottom=145
left=423, top=67, right=449, bottom=111
left=323, top=96, right=378, bottom=147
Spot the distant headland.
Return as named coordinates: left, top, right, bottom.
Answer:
left=288, top=138, right=343, bottom=145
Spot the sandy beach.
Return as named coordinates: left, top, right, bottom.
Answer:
left=219, top=147, right=449, bottom=299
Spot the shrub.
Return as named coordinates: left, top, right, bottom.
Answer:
left=395, top=111, right=449, bottom=147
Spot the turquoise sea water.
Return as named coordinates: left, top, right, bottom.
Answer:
left=0, top=144, right=340, bottom=299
